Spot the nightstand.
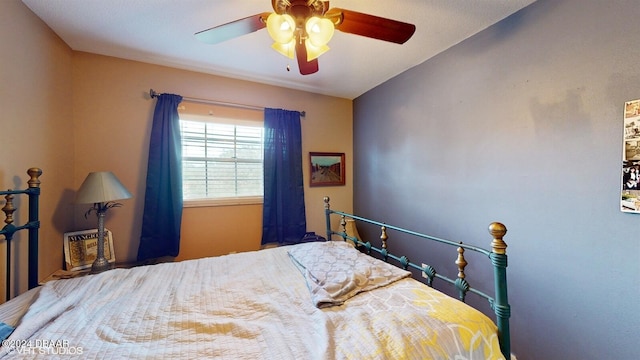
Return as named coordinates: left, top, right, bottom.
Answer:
left=39, top=269, right=90, bottom=284
left=40, top=258, right=171, bottom=284
left=115, top=256, right=173, bottom=269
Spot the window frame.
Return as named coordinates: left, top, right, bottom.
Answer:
left=178, top=103, right=264, bottom=207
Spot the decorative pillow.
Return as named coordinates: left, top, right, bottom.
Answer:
left=288, top=241, right=410, bottom=308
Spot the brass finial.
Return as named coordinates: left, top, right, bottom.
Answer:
left=488, top=222, right=508, bottom=255
left=27, top=168, right=42, bottom=188
left=380, top=225, right=388, bottom=249
left=2, top=194, right=15, bottom=226
left=455, top=243, right=467, bottom=279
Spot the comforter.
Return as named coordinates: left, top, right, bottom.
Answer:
left=0, top=242, right=504, bottom=359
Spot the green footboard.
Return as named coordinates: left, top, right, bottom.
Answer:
left=323, top=196, right=511, bottom=358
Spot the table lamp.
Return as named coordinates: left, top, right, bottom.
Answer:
left=75, top=171, right=132, bottom=273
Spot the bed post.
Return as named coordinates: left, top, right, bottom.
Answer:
left=323, top=196, right=332, bottom=241
left=488, top=222, right=510, bottom=358
left=27, top=168, right=42, bottom=290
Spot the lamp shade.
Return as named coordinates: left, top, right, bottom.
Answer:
left=75, top=172, right=133, bottom=204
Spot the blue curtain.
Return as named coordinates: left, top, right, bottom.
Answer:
left=261, top=108, right=306, bottom=245
left=137, top=93, right=183, bottom=261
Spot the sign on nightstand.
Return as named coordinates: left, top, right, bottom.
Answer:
left=63, top=229, right=116, bottom=271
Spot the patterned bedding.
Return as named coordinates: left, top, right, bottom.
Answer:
left=0, top=243, right=504, bottom=359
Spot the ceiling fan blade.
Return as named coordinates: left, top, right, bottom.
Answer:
left=326, top=8, right=415, bottom=44
left=295, top=40, right=319, bottom=75
left=195, top=13, right=270, bottom=44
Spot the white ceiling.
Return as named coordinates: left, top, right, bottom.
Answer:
left=21, top=0, right=536, bottom=99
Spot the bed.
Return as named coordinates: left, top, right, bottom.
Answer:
left=0, top=168, right=511, bottom=359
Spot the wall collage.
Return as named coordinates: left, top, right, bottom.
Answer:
left=622, top=98, right=640, bottom=213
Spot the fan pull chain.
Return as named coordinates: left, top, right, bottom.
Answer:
left=287, top=41, right=294, bottom=71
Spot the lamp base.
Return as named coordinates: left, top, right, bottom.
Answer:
left=91, top=257, right=111, bottom=274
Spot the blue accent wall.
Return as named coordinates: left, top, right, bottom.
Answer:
left=353, top=0, right=640, bottom=358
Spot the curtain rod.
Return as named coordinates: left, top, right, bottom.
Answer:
left=149, top=89, right=305, bottom=117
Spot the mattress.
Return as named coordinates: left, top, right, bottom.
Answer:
left=0, top=242, right=504, bottom=359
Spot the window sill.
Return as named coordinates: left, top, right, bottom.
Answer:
left=183, top=197, right=263, bottom=208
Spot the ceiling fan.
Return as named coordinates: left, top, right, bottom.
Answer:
left=195, top=0, right=416, bottom=75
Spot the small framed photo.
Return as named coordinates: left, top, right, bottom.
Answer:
left=310, top=152, right=345, bottom=187
left=63, top=229, right=115, bottom=271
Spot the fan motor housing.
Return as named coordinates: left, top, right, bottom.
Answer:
left=273, top=0, right=327, bottom=17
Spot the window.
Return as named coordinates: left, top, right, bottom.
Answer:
left=178, top=102, right=264, bottom=206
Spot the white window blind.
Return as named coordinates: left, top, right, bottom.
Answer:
left=178, top=101, right=264, bottom=204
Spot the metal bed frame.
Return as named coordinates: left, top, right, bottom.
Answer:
left=0, top=168, right=42, bottom=302
left=323, top=196, right=511, bottom=358
left=1, top=173, right=511, bottom=356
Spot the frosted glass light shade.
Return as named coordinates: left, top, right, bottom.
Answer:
left=305, top=41, right=330, bottom=61
left=75, top=172, right=133, bottom=204
left=305, top=16, right=334, bottom=47
left=272, top=40, right=296, bottom=59
left=267, top=13, right=296, bottom=44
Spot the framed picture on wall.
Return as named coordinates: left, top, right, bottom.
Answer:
left=309, top=152, right=345, bottom=187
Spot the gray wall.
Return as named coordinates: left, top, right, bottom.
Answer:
left=353, top=0, right=639, bottom=359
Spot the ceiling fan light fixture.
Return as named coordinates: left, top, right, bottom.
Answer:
left=266, top=13, right=296, bottom=44
left=195, top=1, right=415, bottom=75
left=305, top=16, right=334, bottom=47
left=271, top=40, right=296, bottom=59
